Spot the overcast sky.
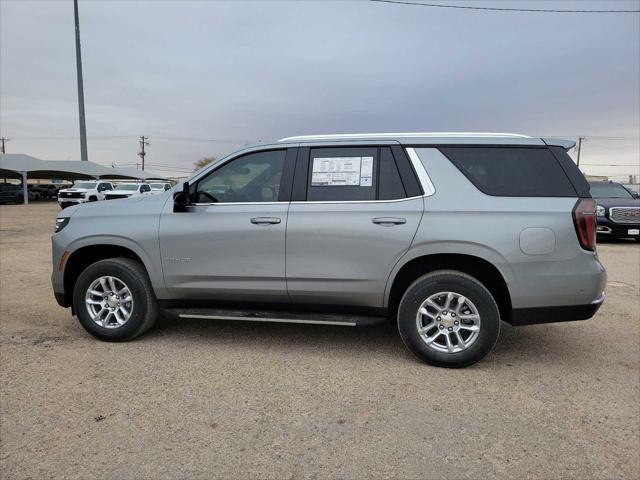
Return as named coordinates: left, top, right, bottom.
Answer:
left=1, top=0, right=639, bottom=179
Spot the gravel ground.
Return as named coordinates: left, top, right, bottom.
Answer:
left=1, top=202, right=639, bottom=479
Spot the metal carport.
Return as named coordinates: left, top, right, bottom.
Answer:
left=0, top=154, right=148, bottom=204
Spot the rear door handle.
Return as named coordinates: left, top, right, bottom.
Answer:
left=251, top=217, right=281, bottom=225
left=372, top=217, right=407, bottom=226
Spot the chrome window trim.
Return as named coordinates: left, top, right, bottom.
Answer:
left=191, top=201, right=287, bottom=207
left=187, top=144, right=436, bottom=206
left=405, top=147, right=436, bottom=197
left=191, top=197, right=424, bottom=206
left=290, top=196, right=423, bottom=205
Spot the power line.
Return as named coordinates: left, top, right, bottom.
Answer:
left=8, top=135, right=138, bottom=140
left=153, top=136, right=252, bottom=144
left=369, top=0, right=640, bottom=13
left=8, top=134, right=251, bottom=143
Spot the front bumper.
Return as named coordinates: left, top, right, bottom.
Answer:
left=596, top=216, right=640, bottom=239
left=58, top=198, right=87, bottom=208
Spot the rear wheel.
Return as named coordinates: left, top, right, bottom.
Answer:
left=397, top=270, right=500, bottom=368
left=72, top=258, right=158, bottom=341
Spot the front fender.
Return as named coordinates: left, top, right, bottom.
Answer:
left=62, top=234, right=166, bottom=297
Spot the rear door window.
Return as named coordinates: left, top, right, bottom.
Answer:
left=307, top=147, right=377, bottom=201
left=379, top=147, right=406, bottom=200
left=304, top=147, right=409, bottom=201
left=439, top=147, right=577, bottom=197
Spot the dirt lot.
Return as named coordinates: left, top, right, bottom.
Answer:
left=1, top=202, right=638, bottom=479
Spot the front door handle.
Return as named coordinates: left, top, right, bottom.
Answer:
left=251, top=217, right=281, bottom=225
left=372, top=217, right=407, bottom=226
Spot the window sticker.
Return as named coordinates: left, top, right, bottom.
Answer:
left=311, top=156, right=373, bottom=187
left=360, top=156, right=373, bottom=186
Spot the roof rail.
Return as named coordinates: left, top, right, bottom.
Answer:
left=279, top=132, right=532, bottom=142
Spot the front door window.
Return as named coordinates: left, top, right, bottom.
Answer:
left=195, top=150, right=286, bottom=203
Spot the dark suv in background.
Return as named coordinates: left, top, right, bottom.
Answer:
left=589, top=181, right=640, bottom=242
left=0, top=184, right=24, bottom=204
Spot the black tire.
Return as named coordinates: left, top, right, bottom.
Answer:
left=72, top=258, right=158, bottom=341
left=397, top=270, right=500, bottom=368
left=89, top=196, right=97, bottom=202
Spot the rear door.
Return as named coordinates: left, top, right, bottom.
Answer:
left=285, top=145, right=424, bottom=307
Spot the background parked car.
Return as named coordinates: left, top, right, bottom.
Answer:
left=31, top=184, right=60, bottom=199
left=27, top=185, right=45, bottom=201
left=0, top=184, right=24, bottom=204
left=589, top=180, right=640, bottom=242
left=149, top=182, right=172, bottom=194
left=104, top=182, right=153, bottom=200
left=58, top=181, right=114, bottom=208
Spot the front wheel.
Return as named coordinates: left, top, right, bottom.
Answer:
left=72, top=258, right=158, bottom=341
left=397, top=270, right=500, bottom=368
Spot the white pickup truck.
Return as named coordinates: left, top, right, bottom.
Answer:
left=104, top=183, right=153, bottom=200
left=57, top=181, right=114, bottom=209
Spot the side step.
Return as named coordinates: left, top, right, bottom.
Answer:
left=164, top=308, right=387, bottom=327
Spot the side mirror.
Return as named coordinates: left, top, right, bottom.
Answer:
left=173, top=181, right=191, bottom=212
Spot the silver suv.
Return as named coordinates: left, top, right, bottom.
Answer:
left=51, top=133, right=606, bottom=367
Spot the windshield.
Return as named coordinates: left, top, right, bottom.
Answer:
left=73, top=182, right=97, bottom=189
left=115, top=184, right=139, bottom=191
left=589, top=183, right=633, bottom=199
left=150, top=183, right=165, bottom=189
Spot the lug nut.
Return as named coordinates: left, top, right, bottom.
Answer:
left=439, top=325, right=444, bottom=330
left=451, top=313, right=456, bottom=317
left=442, top=311, right=448, bottom=315
left=454, top=321, right=459, bottom=325
left=436, top=316, right=441, bottom=321
left=448, top=327, right=453, bottom=331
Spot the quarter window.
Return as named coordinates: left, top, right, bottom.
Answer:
left=439, top=147, right=577, bottom=197
left=196, top=150, right=286, bottom=203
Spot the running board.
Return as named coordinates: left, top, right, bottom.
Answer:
left=165, top=308, right=387, bottom=327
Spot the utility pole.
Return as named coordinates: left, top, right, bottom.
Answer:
left=138, top=136, right=150, bottom=170
left=74, top=0, right=88, bottom=161
left=0, top=137, right=9, bottom=154
left=576, top=136, right=585, bottom=167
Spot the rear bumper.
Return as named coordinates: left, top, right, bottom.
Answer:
left=510, top=292, right=605, bottom=326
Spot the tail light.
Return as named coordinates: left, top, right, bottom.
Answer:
left=572, top=199, right=597, bottom=251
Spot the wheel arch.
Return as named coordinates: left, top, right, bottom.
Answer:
left=63, top=242, right=157, bottom=307
left=386, top=252, right=513, bottom=323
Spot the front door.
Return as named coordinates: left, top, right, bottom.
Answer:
left=286, top=146, right=424, bottom=308
left=159, top=148, right=295, bottom=302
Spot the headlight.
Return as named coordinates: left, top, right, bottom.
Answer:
left=54, top=217, right=70, bottom=233
left=596, top=205, right=606, bottom=217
